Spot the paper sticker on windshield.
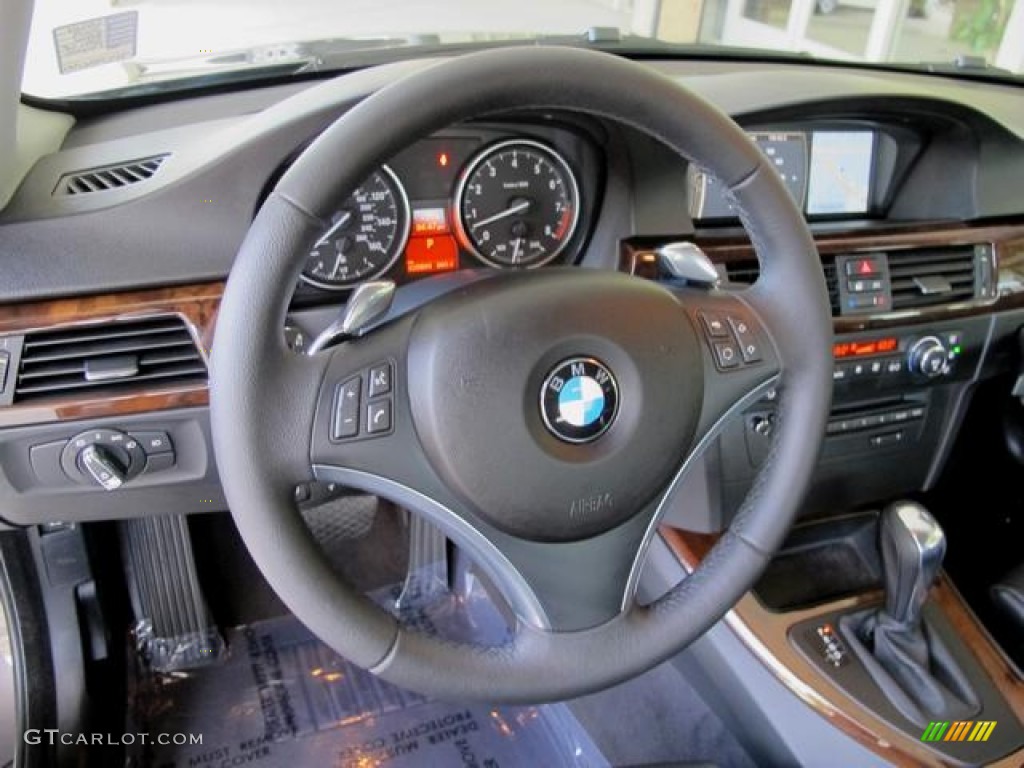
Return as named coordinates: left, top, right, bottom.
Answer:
left=53, top=11, right=138, bottom=74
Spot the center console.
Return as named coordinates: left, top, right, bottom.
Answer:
left=625, top=221, right=1024, bottom=766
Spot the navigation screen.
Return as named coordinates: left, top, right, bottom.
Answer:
left=690, top=132, right=807, bottom=219
left=807, top=131, right=875, bottom=215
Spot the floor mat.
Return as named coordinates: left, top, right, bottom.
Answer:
left=127, top=576, right=608, bottom=768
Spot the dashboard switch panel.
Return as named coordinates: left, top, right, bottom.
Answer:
left=836, top=254, right=892, bottom=315
left=29, top=426, right=179, bottom=490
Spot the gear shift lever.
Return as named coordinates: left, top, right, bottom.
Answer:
left=880, top=501, right=946, bottom=627
left=840, top=500, right=978, bottom=726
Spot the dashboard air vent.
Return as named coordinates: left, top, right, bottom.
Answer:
left=55, top=154, right=169, bottom=197
left=725, top=258, right=840, bottom=315
left=14, top=316, right=206, bottom=402
left=887, top=246, right=979, bottom=310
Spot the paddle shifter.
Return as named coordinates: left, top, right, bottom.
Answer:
left=841, top=500, right=979, bottom=726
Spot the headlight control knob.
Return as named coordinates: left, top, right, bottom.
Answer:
left=60, top=428, right=146, bottom=490
left=79, top=443, right=127, bottom=490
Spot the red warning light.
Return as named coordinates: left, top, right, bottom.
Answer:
left=438, top=152, right=449, bottom=168
left=858, top=260, right=874, bottom=275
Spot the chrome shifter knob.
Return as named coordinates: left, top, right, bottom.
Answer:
left=879, top=501, right=946, bottom=628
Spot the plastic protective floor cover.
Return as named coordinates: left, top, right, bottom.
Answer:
left=126, top=568, right=608, bottom=768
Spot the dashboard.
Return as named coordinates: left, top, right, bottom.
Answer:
left=0, top=56, right=1022, bottom=530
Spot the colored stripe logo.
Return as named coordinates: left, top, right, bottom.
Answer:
left=921, top=721, right=997, bottom=742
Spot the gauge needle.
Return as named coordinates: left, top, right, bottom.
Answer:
left=471, top=200, right=530, bottom=230
left=331, top=252, right=346, bottom=278
left=314, top=211, right=353, bottom=247
left=511, top=238, right=522, bottom=264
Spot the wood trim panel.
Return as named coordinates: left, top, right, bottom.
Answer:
left=0, top=282, right=223, bottom=428
left=662, top=527, right=1024, bottom=767
left=623, top=221, right=1024, bottom=332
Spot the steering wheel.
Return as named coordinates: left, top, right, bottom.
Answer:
left=210, top=46, right=832, bottom=703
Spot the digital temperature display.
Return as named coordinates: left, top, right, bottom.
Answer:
left=833, top=337, right=898, bottom=359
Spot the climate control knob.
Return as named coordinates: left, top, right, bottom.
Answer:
left=908, top=336, right=949, bottom=378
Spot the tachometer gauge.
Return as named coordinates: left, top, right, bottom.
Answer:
left=455, top=140, right=579, bottom=268
left=300, top=166, right=410, bottom=290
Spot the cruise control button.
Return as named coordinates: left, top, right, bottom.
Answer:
left=333, top=377, right=361, bottom=440
left=700, top=312, right=729, bottom=339
left=367, top=400, right=392, bottom=434
left=712, top=340, right=740, bottom=369
left=368, top=363, right=392, bottom=398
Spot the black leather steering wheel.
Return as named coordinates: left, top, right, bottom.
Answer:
left=210, top=46, right=832, bottom=703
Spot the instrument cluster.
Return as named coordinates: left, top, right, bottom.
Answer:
left=298, top=126, right=596, bottom=294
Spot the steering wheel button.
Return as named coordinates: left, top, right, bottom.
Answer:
left=699, top=312, right=729, bottom=339
left=740, top=340, right=762, bottom=363
left=332, top=377, right=361, bottom=440
left=728, top=315, right=762, bottom=363
left=366, top=400, right=392, bottom=435
left=712, top=340, right=740, bottom=369
left=368, top=363, right=392, bottom=398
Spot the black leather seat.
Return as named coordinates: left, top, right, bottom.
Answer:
left=991, top=562, right=1024, bottom=660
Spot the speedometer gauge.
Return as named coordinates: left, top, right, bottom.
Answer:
left=455, top=140, right=579, bottom=268
left=300, top=166, right=410, bottom=290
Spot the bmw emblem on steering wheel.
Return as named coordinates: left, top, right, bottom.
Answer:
left=540, top=357, right=619, bottom=444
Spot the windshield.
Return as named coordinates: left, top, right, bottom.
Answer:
left=23, top=0, right=1024, bottom=99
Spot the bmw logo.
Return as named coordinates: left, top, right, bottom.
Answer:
left=540, top=357, right=619, bottom=444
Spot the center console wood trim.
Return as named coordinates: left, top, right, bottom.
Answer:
left=661, top=527, right=1024, bottom=767
left=0, top=282, right=223, bottom=428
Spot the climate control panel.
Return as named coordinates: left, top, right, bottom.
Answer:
left=832, top=330, right=964, bottom=386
